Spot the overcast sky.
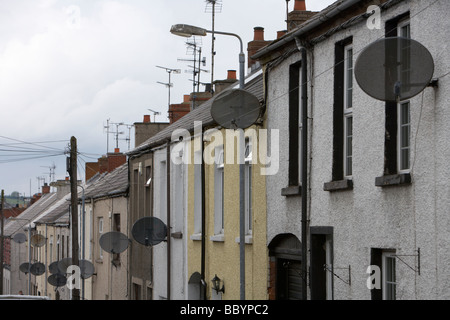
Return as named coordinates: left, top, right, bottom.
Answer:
left=0, top=0, right=335, bottom=196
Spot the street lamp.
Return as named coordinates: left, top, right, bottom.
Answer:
left=171, top=23, right=246, bottom=300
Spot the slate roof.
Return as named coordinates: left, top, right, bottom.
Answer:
left=33, top=193, right=72, bottom=225
left=83, top=162, right=128, bottom=200
left=127, top=70, right=264, bottom=156
left=2, top=193, right=59, bottom=237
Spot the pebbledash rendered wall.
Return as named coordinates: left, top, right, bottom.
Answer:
left=265, top=0, right=450, bottom=299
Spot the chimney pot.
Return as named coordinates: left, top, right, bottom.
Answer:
left=227, top=70, right=237, bottom=80
left=183, top=94, right=191, bottom=103
left=114, top=148, right=120, bottom=153
left=253, top=26, right=264, bottom=41
left=143, top=115, right=151, bottom=123
left=294, top=0, right=306, bottom=11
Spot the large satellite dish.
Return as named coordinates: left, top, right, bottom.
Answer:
left=30, top=262, right=46, bottom=276
left=57, top=257, right=73, bottom=274
left=79, top=259, right=95, bottom=279
left=19, top=262, right=30, bottom=274
left=12, top=233, right=27, bottom=243
left=99, top=231, right=129, bottom=254
left=30, top=234, right=46, bottom=247
left=211, top=89, right=262, bottom=129
left=49, top=261, right=60, bottom=274
left=48, top=273, right=67, bottom=287
left=355, top=36, right=434, bottom=102
left=132, top=217, right=167, bottom=246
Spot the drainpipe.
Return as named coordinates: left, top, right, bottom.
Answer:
left=201, top=130, right=207, bottom=300
left=297, top=39, right=308, bottom=300
left=166, top=141, right=171, bottom=300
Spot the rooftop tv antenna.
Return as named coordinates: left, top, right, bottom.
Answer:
left=41, top=163, right=56, bottom=184
left=205, top=0, right=223, bottom=94
left=147, top=108, right=161, bottom=123
left=156, top=65, right=181, bottom=118
left=354, top=37, right=435, bottom=102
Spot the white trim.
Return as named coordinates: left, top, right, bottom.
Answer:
left=382, top=251, right=396, bottom=300
left=343, top=44, right=353, bottom=178
left=398, top=101, right=411, bottom=173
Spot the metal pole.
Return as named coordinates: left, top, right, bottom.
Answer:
left=69, top=136, right=80, bottom=300
left=206, top=29, right=246, bottom=300
left=81, top=186, right=85, bottom=300
left=28, top=224, right=31, bottom=295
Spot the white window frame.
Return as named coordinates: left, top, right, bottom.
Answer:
left=98, top=217, right=104, bottom=259
left=193, top=150, right=203, bottom=236
left=343, top=44, right=353, bottom=178
left=213, top=146, right=224, bottom=238
left=397, top=19, right=411, bottom=174
left=325, top=236, right=333, bottom=300
left=398, top=101, right=411, bottom=173
left=382, top=251, right=397, bottom=300
left=244, top=138, right=252, bottom=235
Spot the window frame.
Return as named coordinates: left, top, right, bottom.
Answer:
left=244, top=138, right=253, bottom=235
left=213, top=146, right=225, bottom=237
left=382, top=251, right=397, bottom=300
left=343, top=44, right=354, bottom=178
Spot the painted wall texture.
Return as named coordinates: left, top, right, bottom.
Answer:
left=264, top=0, right=450, bottom=299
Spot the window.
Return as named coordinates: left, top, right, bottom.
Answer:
left=377, top=14, right=412, bottom=186
left=398, top=101, right=410, bottom=172
left=245, top=138, right=252, bottom=235
left=370, top=248, right=397, bottom=300
left=382, top=251, right=397, bottom=300
left=160, top=160, right=167, bottom=221
left=397, top=19, right=411, bottom=173
left=289, top=62, right=301, bottom=186
left=193, top=150, right=202, bottom=236
left=98, top=217, right=104, bottom=259
left=323, top=37, right=353, bottom=191
left=213, top=146, right=224, bottom=238
left=113, top=213, right=121, bottom=263
left=344, top=44, right=353, bottom=178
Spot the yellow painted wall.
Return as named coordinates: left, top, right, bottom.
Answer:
left=187, top=126, right=268, bottom=300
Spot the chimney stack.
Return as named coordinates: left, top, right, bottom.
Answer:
left=247, top=27, right=272, bottom=72
left=287, top=0, right=317, bottom=32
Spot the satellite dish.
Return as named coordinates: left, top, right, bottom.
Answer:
left=48, top=273, right=67, bottom=287
left=355, top=36, right=434, bottom=102
left=19, top=262, right=30, bottom=274
left=12, top=233, right=27, bottom=243
left=49, top=261, right=60, bottom=274
left=211, top=89, right=262, bottom=129
left=57, top=257, right=73, bottom=274
left=79, top=259, right=95, bottom=279
left=99, top=231, right=129, bottom=254
left=30, top=262, right=46, bottom=276
left=132, top=217, right=167, bottom=246
left=30, top=234, right=46, bottom=247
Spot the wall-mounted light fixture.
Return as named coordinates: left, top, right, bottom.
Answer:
left=211, top=274, right=225, bottom=294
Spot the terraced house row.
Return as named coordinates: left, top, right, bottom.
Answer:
left=2, top=0, right=449, bottom=300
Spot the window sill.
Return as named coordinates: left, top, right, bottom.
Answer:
left=235, top=235, right=253, bottom=244
left=323, top=179, right=353, bottom=192
left=190, top=233, right=202, bottom=241
left=171, top=231, right=183, bottom=239
left=210, top=234, right=225, bottom=242
left=375, top=173, right=411, bottom=187
left=281, top=185, right=302, bottom=197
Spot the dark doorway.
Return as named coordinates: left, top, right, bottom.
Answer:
left=268, top=233, right=303, bottom=300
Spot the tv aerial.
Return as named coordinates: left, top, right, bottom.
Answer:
left=210, top=89, right=263, bottom=129
left=131, top=217, right=167, bottom=247
left=99, top=231, right=130, bottom=254
left=354, top=36, right=435, bottom=102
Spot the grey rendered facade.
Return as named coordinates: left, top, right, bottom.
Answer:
left=256, top=0, right=450, bottom=299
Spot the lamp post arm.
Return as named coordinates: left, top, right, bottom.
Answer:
left=205, top=30, right=245, bottom=89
